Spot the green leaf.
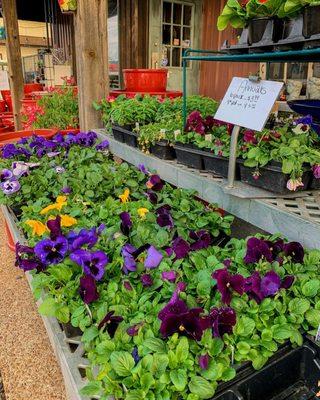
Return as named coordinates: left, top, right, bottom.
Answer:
left=141, top=372, right=155, bottom=391
left=170, top=369, right=187, bottom=391
left=306, top=309, right=320, bottom=328
left=272, top=324, right=292, bottom=341
left=38, top=297, right=57, bottom=316
left=282, top=159, right=294, bottom=174
left=110, top=351, right=135, bottom=377
left=221, top=367, right=236, bottom=382
left=176, top=337, right=189, bottom=363
left=189, top=376, right=215, bottom=399
left=252, top=354, right=268, bottom=370
left=210, top=338, right=224, bottom=356
left=125, top=390, right=146, bottom=400
left=237, top=341, right=250, bottom=355
left=80, top=381, right=102, bottom=396
left=55, top=305, right=70, bottom=323
left=144, top=337, right=167, bottom=353
left=302, top=280, right=320, bottom=297
left=288, top=298, right=310, bottom=315
left=82, top=326, right=99, bottom=343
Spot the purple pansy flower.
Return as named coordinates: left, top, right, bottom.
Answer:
left=283, top=241, right=304, bottom=264
left=209, top=307, right=237, bottom=338
left=212, top=268, right=245, bottom=305
left=17, top=137, right=29, bottom=145
left=47, top=215, right=62, bottom=240
left=96, top=140, right=109, bottom=151
left=145, top=191, right=158, bottom=204
left=34, top=236, right=68, bottom=265
left=156, top=205, right=174, bottom=229
left=123, top=280, right=133, bottom=291
left=138, top=164, right=149, bottom=175
left=2, top=143, right=20, bottom=159
left=127, top=323, right=143, bottom=336
left=122, top=244, right=138, bottom=273
left=98, top=311, right=123, bottom=337
left=75, top=131, right=98, bottom=147
left=67, top=226, right=104, bottom=251
left=1, top=178, right=21, bottom=195
left=146, top=175, right=164, bottom=191
left=132, top=346, right=140, bottom=365
left=223, top=259, right=231, bottom=268
left=244, top=237, right=273, bottom=264
left=171, top=237, right=190, bottom=260
left=141, top=274, right=153, bottom=287
left=244, top=271, right=263, bottom=303
left=120, top=212, right=132, bottom=235
left=281, top=275, right=295, bottom=289
left=260, top=270, right=281, bottom=297
left=294, top=115, right=313, bottom=126
left=189, top=230, right=212, bottom=251
left=0, top=169, right=13, bottom=182
left=70, top=249, right=108, bottom=281
left=55, top=166, right=65, bottom=174
left=144, top=246, right=163, bottom=269
left=15, top=243, right=45, bottom=272
left=61, top=186, right=72, bottom=194
left=312, top=165, right=320, bottom=179
left=199, top=354, right=210, bottom=370
left=162, top=270, right=177, bottom=283
left=79, top=275, right=99, bottom=304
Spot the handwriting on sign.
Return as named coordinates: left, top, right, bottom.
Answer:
left=214, top=77, right=283, bottom=132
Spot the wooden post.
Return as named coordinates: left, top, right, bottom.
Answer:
left=2, top=0, right=24, bottom=130
left=74, top=0, right=109, bottom=131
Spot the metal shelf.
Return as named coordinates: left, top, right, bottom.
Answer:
left=95, top=131, right=320, bottom=249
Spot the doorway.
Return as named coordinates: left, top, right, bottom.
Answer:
left=149, top=0, right=202, bottom=94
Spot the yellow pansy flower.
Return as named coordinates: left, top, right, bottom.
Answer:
left=60, top=214, right=77, bottom=227
left=25, top=220, right=48, bottom=236
left=119, top=189, right=130, bottom=203
left=137, top=208, right=149, bottom=218
left=40, top=196, right=67, bottom=215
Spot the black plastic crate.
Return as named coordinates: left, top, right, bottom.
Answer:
left=174, top=144, right=204, bottom=170
left=150, top=141, right=176, bottom=160
left=202, top=152, right=240, bottom=179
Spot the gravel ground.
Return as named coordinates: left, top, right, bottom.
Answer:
left=0, top=213, right=66, bottom=400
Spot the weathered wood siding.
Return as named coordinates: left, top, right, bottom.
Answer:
left=199, top=0, right=259, bottom=100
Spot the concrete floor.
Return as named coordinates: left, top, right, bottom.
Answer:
left=0, top=214, right=66, bottom=400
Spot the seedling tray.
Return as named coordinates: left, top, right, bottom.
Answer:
left=174, top=143, right=204, bottom=170
left=239, top=161, right=311, bottom=195
left=309, top=177, right=320, bottom=190
left=112, top=125, right=138, bottom=147
left=111, top=125, right=125, bottom=143
left=150, top=140, right=176, bottom=160
left=202, top=152, right=239, bottom=179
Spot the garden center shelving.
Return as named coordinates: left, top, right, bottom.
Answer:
left=182, top=47, right=320, bottom=188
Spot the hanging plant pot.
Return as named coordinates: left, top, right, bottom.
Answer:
left=303, top=5, right=320, bottom=38
left=248, top=18, right=270, bottom=45
left=123, top=69, right=168, bottom=92
left=58, top=0, right=77, bottom=13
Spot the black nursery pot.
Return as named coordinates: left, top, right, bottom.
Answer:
left=202, top=152, right=240, bottom=179
left=112, top=125, right=125, bottom=143
left=61, top=322, right=82, bottom=338
left=248, top=17, right=270, bottom=44
left=150, top=141, right=176, bottom=160
left=303, top=5, right=320, bottom=38
left=123, top=130, right=138, bottom=148
left=309, top=176, right=320, bottom=190
left=239, top=161, right=311, bottom=194
left=174, top=143, right=204, bottom=170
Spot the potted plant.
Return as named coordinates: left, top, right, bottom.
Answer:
left=284, top=0, right=320, bottom=38
left=58, top=0, right=77, bottom=13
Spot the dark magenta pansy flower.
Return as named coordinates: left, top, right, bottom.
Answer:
left=283, top=241, right=304, bottom=264
left=209, top=307, right=237, bottom=338
left=161, top=270, right=177, bottom=283
left=141, top=274, right=153, bottom=287
left=243, top=129, right=257, bottom=144
left=189, top=230, right=212, bottom=251
left=15, top=243, right=45, bottom=272
left=145, top=190, right=158, bottom=204
left=123, top=280, right=133, bottom=291
left=146, top=175, right=164, bottom=191
left=260, top=270, right=281, bottom=297
left=61, top=186, right=72, bottom=194
left=79, top=275, right=99, bottom=304
left=281, top=275, right=295, bottom=289
left=212, top=268, right=245, bottom=305
left=312, top=165, right=320, bottom=179
left=127, top=322, right=143, bottom=336
left=171, top=236, right=190, bottom=260
left=156, top=205, right=174, bottom=229
left=244, top=237, right=273, bottom=264
left=34, top=236, right=68, bottom=265
left=47, top=215, right=62, bottom=240
left=98, top=311, right=123, bottom=337
left=138, top=164, right=149, bottom=175
left=120, top=212, right=132, bottom=235
left=244, top=271, right=263, bottom=303
left=70, top=249, right=108, bottom=281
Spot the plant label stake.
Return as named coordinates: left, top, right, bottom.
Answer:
left=214, top=77, right=283, bottom=188
left=316, top=322, right=320, bottom=342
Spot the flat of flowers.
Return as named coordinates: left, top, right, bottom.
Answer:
left=239, top=162, right=311, bottom=195
left=0, top=213, right=66, bottom=400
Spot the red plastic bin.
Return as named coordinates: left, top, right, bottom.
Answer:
left=123, top=69, right=168, bottom=92
left=0, top=129, right=56, bottom=148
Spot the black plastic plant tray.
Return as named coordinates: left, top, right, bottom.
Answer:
left=239, top=161, right=311, bottom=195
left=213, top=338, right=320, bottom=400
left=112, top=125, right=125, bottom=143
left=174, top=143, right=204, bottom=170
left=202, top=152, right=239, bottom=179
left=112, top=125, right=138, bottom=147
left=309, top=177, right=320, bottom=190
left=123, top=130, right=138, bottom=148
left=150, top=140, right=176, bottom=160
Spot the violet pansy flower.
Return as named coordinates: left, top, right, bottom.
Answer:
left=189, top=230, right=212, bottom=251
left=0, top=169, right=13, bottom=182
left=34, top=236, right=68, bottom=265
left=98, top=311, right=123, bottom=337
left=61, top=186, right=72, bottom=194
left=120, top=212, right=132, bottom=235
left=161, top=270, right=177, bottom=283
left=79, top=275, right=99, bottom=304
left=70, top=249, right=108, bottom=281
left=141, top=274, right=153, bottom=287
left=146, top=174, right=164, bottom=191
left=1, top=178, right=21, bottom=195
left=138, top=164, right=149, bottom=175
left=171, top=237, right=190, bottom=260
left=15, top=243, right=45, bottom=272
left=144, top=246, right=163, bottom=269
left=212, top=268, right=245, bottom=305
left=244, top=237, right=273, bottom=264
left=96, top=140, right=109, bottom=151
left=145, top=191, right=158, bottom=204
left=283, top=241, right=304, bottom=264
left=199, top=354, right=210, bottom=370
left=156, top=205, right=174, bottom=229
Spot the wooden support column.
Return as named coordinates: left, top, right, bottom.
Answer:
left=2, top=0, right=24, bottom=130
left=74, top=0, right=109, bottom=131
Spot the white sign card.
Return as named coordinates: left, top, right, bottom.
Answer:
left=0, top=71, right=9, bottom=91
left=214, top=77, right=283, bottom=132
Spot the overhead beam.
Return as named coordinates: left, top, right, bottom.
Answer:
left=2, top=0, right=24, bottom=130
left=74, top=0, right=109, bottom=130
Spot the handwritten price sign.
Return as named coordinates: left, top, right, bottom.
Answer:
left=215, top=77, right=283, bottom=132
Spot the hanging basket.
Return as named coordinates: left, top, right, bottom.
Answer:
left=58, top=0, right=77, bottom=14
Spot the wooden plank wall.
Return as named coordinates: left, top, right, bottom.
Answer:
left=199, top=0, right=259, bottom=100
